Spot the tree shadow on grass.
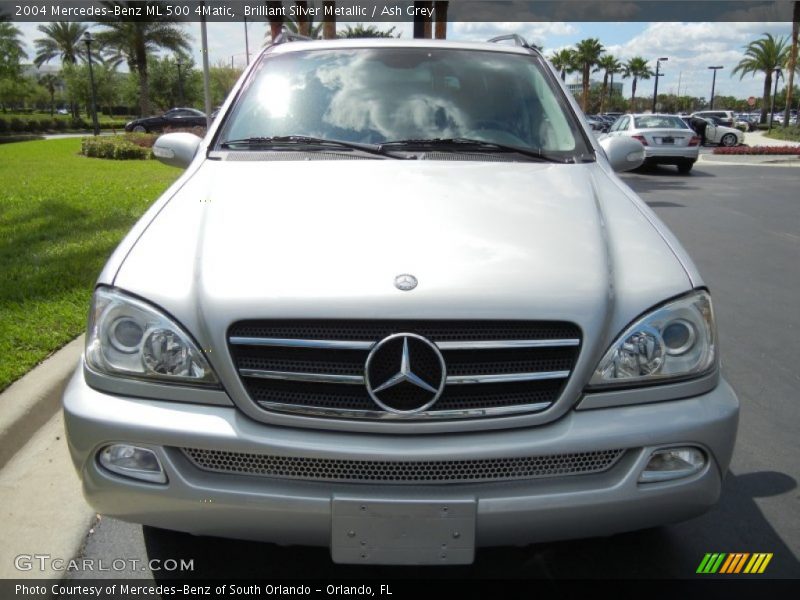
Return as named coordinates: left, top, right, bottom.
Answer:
left=0, top=198, right=144, bottom=305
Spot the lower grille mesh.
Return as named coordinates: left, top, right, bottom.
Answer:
left=181, top=447, right=624, bottom=484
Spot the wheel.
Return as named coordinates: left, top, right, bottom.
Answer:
left=132, top=125, right=147, bottom=133
left=721, top=133, right=737, bottom=147
left=677, top=160, right=694, bottom=174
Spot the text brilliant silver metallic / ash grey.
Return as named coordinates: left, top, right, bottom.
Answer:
left=63, top=37, right=738, bottom=566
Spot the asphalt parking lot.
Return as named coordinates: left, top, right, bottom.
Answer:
left=65, top=162, right=799, bottom=581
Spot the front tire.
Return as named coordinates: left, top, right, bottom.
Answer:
left=677, top=160, right=694, bottom=174
left=132, top=125, right=147, bottom=133
left=721, top=133, right=737, bottom=147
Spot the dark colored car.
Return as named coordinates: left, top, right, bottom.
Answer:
left=125, top=108, right=207, bottom=133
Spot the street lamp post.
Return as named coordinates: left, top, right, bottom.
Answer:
left=652, top=57, right=668, bottom=113
left=176, top=58, right=184, bottom=105
left=768, top=68, right=782, bottom=132
left=83, top=32, right=100, bottom=136
left=708, top=66, right=723, bottom=109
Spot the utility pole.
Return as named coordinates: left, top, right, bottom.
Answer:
left=708, top=66, right=723, bottom=109
left=200, top=3, right=212, bottom=127
left=83, top=32, right=100, bottom=136
left=652, top=57, right=667, bottom=113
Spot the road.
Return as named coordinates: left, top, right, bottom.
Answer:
left=67, top=162, right=800, bottom=581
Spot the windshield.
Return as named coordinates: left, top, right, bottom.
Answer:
left=634, top=116, right=690, bottom=130
left=218, top=47, right=589, bottom=158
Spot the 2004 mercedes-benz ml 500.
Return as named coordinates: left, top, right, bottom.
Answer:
left=64, top=36, right=739, bottom=565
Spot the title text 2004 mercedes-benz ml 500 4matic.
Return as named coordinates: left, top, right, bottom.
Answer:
left=63, top=35, right=739, bottom=565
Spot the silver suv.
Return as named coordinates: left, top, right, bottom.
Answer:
left=64, top=36, right=738, bottom=566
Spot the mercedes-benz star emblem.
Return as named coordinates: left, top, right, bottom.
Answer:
left=365, top=333, right=446, bottom=414
left=394, top=274, right=418, bottom=291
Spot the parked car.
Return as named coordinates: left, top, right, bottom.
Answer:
left=605, top=113, right=700, bottom=173
left=691, top=110, right=735, bottom=128
left=585, top=114, right=609, bottom=133
left=124, top=107, right=207, bottom=133
left=64, top=36, right=738, bottom=566
left=734, top=113, right=758, bottom=132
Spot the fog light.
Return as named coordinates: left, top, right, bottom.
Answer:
left=98, top=444, right=167, bottom=484
left=639, top=447, right=705, bottom=483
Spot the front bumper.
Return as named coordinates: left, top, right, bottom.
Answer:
left=63, top=367, right=738, bottom=555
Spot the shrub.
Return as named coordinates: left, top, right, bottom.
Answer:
left=70, top=117, right=88, bottom=130
left=80, top=136, right=152, bottom=160
left=713, top=145, right=800, bottom=155
left=0, top=134, right=46, bottom=144
left=163, top=125, right=206, bottom=137
left=0, top=119, right=6, bottom=134
left=124, top=132, right=159, bottom=148
left=9, top=118, right=25, bottom=132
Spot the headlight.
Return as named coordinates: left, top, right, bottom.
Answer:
left=86, top=287, right=218, bottom=385
left=589, top=290, right=716, bottom=387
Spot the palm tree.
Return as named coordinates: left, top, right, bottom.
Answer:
left=595, top=54, right=623, bottom=114
left=33, top=22, right=88, bottom=67
left=623, top=56, right=654, bottom=112
left=39, top=73, right=61, bottom=115
left=0, top=21, right=27, bottom=80
left=549, top=48, right=577, bottom=81
left=96, top=3, right=191, bottom=116
left=732, top=33, right=790, bottom=124
left=574, top=38, right=604, bottom=111
left=337, top=24, right=399, bottom=38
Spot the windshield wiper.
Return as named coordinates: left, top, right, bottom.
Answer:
left=379, top=138, right=582, bottom=163
left=219, top=135, right=395, bottom=158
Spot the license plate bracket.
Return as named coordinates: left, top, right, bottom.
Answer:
left=331, top=497, right=476, bottom=565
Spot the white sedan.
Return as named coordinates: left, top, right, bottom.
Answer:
left=606, top=113, right=700, bottom=173
left=697, top=117, right=744, bottom=147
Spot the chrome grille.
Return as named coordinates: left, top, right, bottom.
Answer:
left=182, top=448, right=624, bottom=484
left=228, top=320, right=581, bottom=420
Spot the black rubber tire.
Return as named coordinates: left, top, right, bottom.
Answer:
left=677, top=161, right=694, bottom=174
left=721, top=133, right=737, bottom=147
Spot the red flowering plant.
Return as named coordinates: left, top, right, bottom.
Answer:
left=713, top=145, right=800, bottom=155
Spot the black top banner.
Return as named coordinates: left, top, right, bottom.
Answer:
left=1, top=0, right=797, bottom=23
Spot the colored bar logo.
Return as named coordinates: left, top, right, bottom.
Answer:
left=697, top=553, right=773, bottom=574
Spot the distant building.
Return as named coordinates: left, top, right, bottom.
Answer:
left=567, top=80, right=623, bottom=97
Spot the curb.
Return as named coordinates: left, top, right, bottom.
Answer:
left=698, top=154, right=800, bottom=167
left=0, top=335, right=83, bottom=470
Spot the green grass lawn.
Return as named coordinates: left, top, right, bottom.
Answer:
left=0, top=138, right=181, bottom=391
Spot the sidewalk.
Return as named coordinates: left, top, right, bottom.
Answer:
left=743, top=129, right=800, bottom=147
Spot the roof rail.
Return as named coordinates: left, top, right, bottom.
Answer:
left=487, top=34, right=531, bottom=49
left=272, top=28, right=313, bottom=45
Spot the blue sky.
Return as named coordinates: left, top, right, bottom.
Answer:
left=14, top=20, right=795, bottom=101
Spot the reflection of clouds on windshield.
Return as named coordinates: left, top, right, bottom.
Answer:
left=316, top=54, right=469, bottom=141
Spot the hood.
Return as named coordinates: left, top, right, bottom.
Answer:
left=113, top=159, right=693, bottom=351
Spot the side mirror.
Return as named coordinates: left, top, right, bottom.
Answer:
left=152, top=132, right=202, bottom=169
left=598, top=136, right=645, bottom=172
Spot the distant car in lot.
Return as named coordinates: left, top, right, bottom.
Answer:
left=691, top=110, right=735, bottom=128
left=605, top=113, right=700, bottom=173
left=125, top=108, right=207, bottom=133
left=734, top=113, right=758, bottom=132
left=56, top=108, right=69, bottom=115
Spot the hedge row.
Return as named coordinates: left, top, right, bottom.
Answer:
left=81, top=135, right=153, bottom=160
left=0, top=117, right=128, bottom=134
left=713, top=145, right=800, bottom=155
